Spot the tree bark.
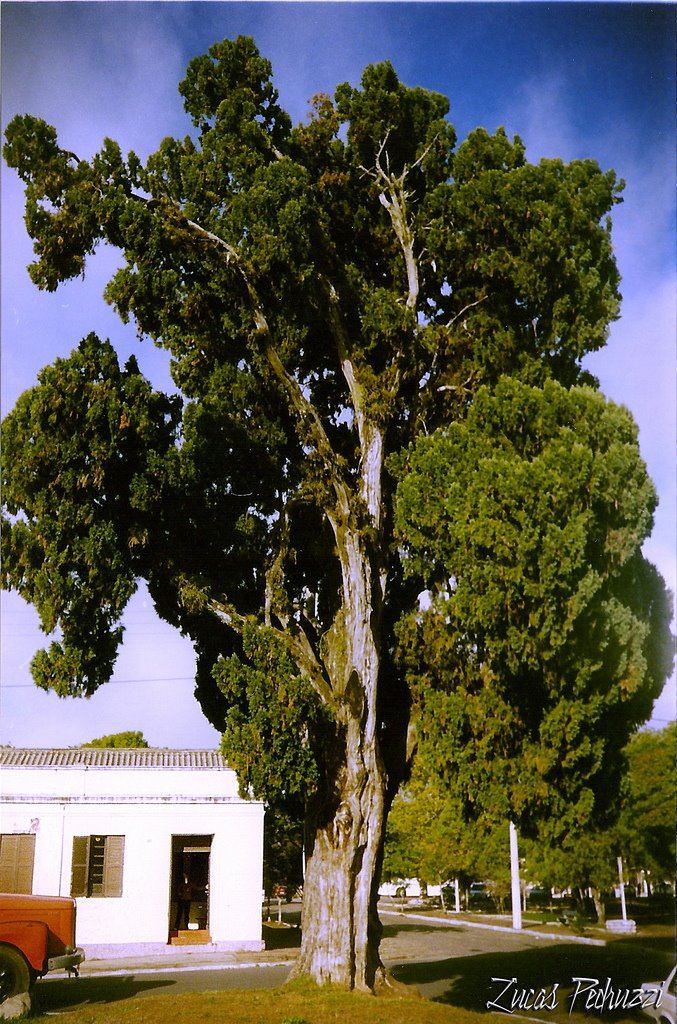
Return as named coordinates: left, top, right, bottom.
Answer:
left=291, top=714, right=388, bottom=989
left=592, top=888, right=606, bottom=926
left=289, top=502, right=393, bottom=990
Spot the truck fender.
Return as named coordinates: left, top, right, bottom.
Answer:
left=0, top=921, right=49, bottom=975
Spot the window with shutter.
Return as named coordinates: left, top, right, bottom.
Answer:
left=70, top=836, right=125, bottom=897
left=103, top=836, right=124, bottom=898
left=0, top=834, right=35, bottom=893
left=70, top=836, right=90, bottom=897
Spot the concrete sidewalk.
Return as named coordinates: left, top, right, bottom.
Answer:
left=75, top=945, right=298, bottom=978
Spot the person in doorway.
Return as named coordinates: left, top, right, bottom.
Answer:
left=174, top=874, right=194, bottom=930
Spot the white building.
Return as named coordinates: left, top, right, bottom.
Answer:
left=0, top=748, right=264, bottom=958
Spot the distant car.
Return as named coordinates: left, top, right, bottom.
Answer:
left=468, top=882, right=493, bottom=909
left=378, top=879, right=420, bottom=899
left=526, top=885, right=551, bottom=908
left=640, top=965, right=676, bottom=1024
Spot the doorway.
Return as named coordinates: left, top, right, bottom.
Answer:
left=169, top=835, right=212, bottom=944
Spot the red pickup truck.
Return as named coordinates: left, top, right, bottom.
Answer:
left=0, top=893, right=84, bottom=1006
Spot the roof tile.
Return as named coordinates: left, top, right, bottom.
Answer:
left=0, top=748, right=228, bottom=770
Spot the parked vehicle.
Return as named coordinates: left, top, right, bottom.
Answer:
left=378, top=878, right=442, bottom=900
left=0, top=893, right=84, bottom=1007
left=468, top=881, right=494, bottom=910
left=640, top=965, right=676, bottom=1024
left=526, top=884, right=551, bottom=908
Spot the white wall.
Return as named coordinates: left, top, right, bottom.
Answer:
left=1, top=763, right=241, bottom=800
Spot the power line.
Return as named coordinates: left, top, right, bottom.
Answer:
left=0, top=676, right=196, bottom=689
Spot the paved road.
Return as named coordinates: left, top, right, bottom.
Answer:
left=34, top=963, right=292, bottom=1013
left=33, top=911, right=674, bottom=1019
left=381, top=911, right=673, bottom=1015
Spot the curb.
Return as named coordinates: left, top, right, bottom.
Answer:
left=379, top=909, right=607, bottom=946
left=77, top=958, right=295, bottom=979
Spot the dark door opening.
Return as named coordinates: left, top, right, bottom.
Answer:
left=169, top=835, right=212, bottom=944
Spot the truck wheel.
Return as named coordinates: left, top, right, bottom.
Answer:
left=0, top=947, right=31, bottom=1004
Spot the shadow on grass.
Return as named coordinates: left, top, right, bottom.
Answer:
left=263, top=922, right=302, bottom=949
left=391, top=940, right=674, bottom=1014
left=382, top=921, right=465, bottom=938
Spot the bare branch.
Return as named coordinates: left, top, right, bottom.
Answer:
left=321, top=279, right=387, bottom=527
left=210, top=596, right=249, bottom=633
left=361, top=140, right=419, bottom=312
left=445, top=295, right=489, bottom=329
left=212, top=593, right=334, bottom=706
left=184, top=218, right=238, bottom=258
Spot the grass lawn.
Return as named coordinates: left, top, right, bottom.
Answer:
left=29, top=976, right=663, bottom=1024
left=29, top=982, right=488, bottom=1024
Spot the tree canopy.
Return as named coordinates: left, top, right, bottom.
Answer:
left=616, top=723, right=676, bottom=882
left=2, top=36, right=668, bottom=990
left=81, top=731, right=150, bottom=748
left=392, top=377, right=673, bottom=842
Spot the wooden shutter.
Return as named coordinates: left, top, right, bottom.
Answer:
left=70, top=836, right=90, bottom=897
left=103, top=836, right=125, bottom=897
left=0, top=834, right=35, bottom=893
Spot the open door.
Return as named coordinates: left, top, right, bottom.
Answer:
left=169, top=835, right=212, bottom=944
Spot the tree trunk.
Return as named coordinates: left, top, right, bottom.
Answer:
left=291, top=714, right=389, bottom=990
left=592, top=887, right=606, bottom=926
left=288, top=499, right=396, bottom=990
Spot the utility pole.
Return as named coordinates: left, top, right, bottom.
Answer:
left=509, top=821, right=522, bottom=930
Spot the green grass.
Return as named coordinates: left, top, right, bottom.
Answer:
left=29, top=983, right=486, bottom=1024
left=29, top=974, right=668, bottom=1024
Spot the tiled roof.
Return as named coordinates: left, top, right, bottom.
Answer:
left=0, top=748, right=228, bottom=770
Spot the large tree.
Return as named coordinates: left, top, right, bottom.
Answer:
left=2, top=36, right=660, bottom=989
left=391, top=378, right=673, bottom=845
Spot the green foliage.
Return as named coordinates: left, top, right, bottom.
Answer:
left=383, top=763, right=475, bottom=886
left=383, top=767, right=519, bottom=907
left=619, top=724, right=676, bottom=879
left=262, top=805, right=304, bottom=897
left=519, top=724, right=675, bottom=897
left=215, top=624, right=333, bottom=804
left=1, top=334, right=181, bottom=695
left=392, top=377, right=673, bottom=840
left=82, top=731, right=149, bottom=748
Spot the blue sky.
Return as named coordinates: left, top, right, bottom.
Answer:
left=1, top=2, right=674, bottom=748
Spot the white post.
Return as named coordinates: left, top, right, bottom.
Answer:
left=454, top=878, right=460, bottom=913
left=509, top=821, right=522, bottom=930
left=617, top=856, right=628, bottom=921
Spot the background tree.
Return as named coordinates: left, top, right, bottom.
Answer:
left=2, top=36, right=663, bottom=990
left=523, top=825, right=620, bottom=924
left=81, top=731, right=149, bottom=748
left=392, top=378, right=673, bottom=845
left=383, top=763, right=474, bottom=894
left=262, top=805, right=304, bottom=902
left=619, top=723, right=676, bottom=886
